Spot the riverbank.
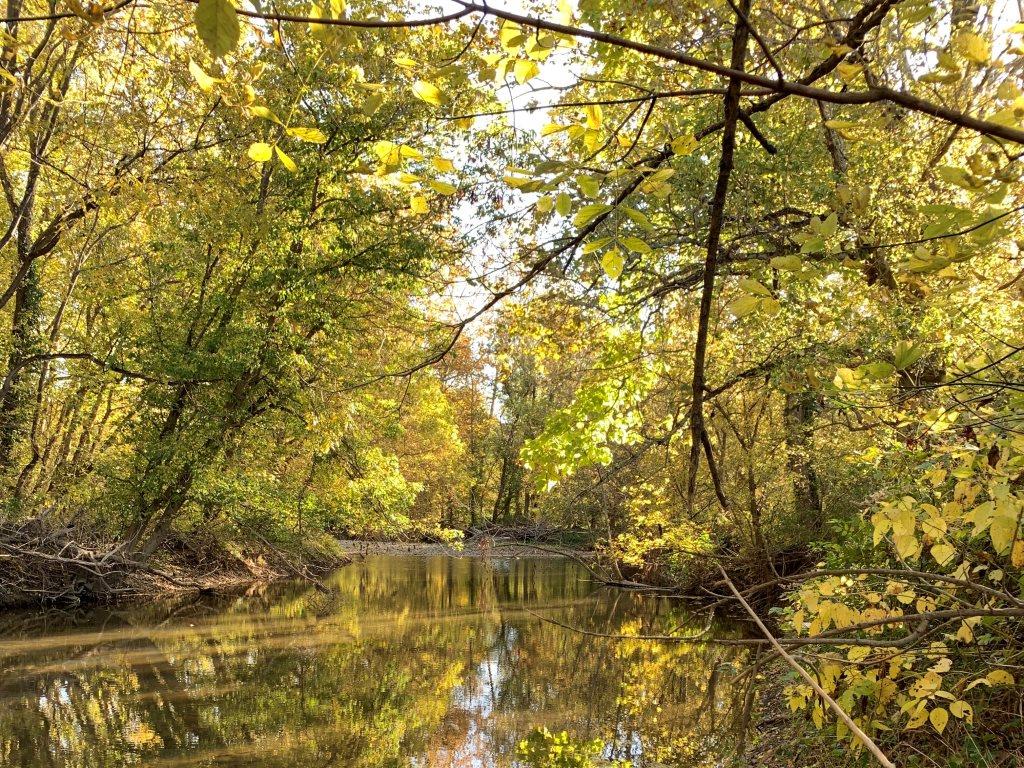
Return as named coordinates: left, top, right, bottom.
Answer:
left=0, top=522, right=349, bottom=610
left=335, top=538, right=591, bottom=559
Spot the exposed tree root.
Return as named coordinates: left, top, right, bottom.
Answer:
left=0, top=518, right=348, bottom=609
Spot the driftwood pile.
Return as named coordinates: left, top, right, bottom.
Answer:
left=0, top=517, right=191, bottom=608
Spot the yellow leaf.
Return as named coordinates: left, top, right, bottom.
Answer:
left=905, top=703, right=929, bottom=730
left=836, top=62, right=863, bottom=83
left=671, top=134, right=697, bottom=156
left=956, top=31, right=990, bottom=65
left=409, top=194, right=429, bottom=214
left=247, top=142, right=273, bottom=162
left=584, top=103, right=603, bottom=130
left=930, top=543, right=956, bottom=566
left=950, top=700, right=973, bottom=724
left=990, top=512, right=1018, bottom=554
left=287, top=126, right=327, bottom=143
left=986, top=669, right=1015, bottom=686
left=601, top=248, right=624, bottom=280
left=1012, top=540, right=1024, bottom=567
left=188, top=59, right=219, bottom=92
left=274, top=145, right=297, bottom=172
left=929, top=707, right=949, bottom=734
left=427, top=179, right=457, bottom=195
left=412, top=80, right=443, bottom=106
left=513, top=59, right=540, bottom=84
left=893, top=532, right=919, bottom=560
left=432, top=157, right=455, bottom=172
left=541, top=122, right=570, bottom=137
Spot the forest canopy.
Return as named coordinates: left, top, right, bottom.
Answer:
left=1, top=0, right=1024, bottom=763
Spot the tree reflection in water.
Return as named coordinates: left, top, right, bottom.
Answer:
left=0, top=556, right=752, bottom=767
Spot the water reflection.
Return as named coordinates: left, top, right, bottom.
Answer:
left=0, top=556, right=752, bottom=767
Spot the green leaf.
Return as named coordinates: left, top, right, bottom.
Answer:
left=770, top=254, right=803, bottom=270
left=621, top=206, right=652, bottom=231
left=573, top=203, right=612, bottom=227
left=619, top=236, right=652, bottom=254
left=412, top=80, right=443, bottom=106
left=247, top=142, right=273, bottom=162
left=893, top=341, right=925, bottom=370
left=730, top=295, right=760, bottom=317
left=577, top=176, right=601, bottom=198
left=601, top=248, right=624, bottom=280
left=555, top=193, right=572, bottom=216
left=195, top=0, right=240, bottom=59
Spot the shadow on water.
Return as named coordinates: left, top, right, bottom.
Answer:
left=0, top=555, right=755, bottom=767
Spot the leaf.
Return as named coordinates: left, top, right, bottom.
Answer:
left=427, top=179, right=457, bottom=195
left=361, top=93, right=383, bottom=117
left=513, top=59, right=540, bottom=84
left=771, top=254, right=803, bottom=270
left=601, top=248, right=624, bottom=280
left=819, top=212, right=839, bottom=238
left=188, top=59, right=219, bottom=92
left=905, top=703, right=929, bottom=730
left=432, top=157, right=455, bottom=173
left=409, top=194, right=429, bottom=214
left=621, top=206, right=653, bottom=231
left=990, top=511, right=1018, bottom=554
left=247, top=142, right=273, bottom=162
left=573, top=203, right=612, bottom=227
left=950, top=700, right=973, bottom=723
left=619, top=236, right=652, bottom=255
left=411, top=80, right=443, bottom=106
left=541, top=122, right=570, bottom=136
left=986, top=669, right=1014, bottom=686
left=929, top=707, right=949, bottom=734
left=893, top=341, right=925, bottom=370
left=555, top=193, right=572, bottom=216
left=956, top=31, right=990, bottom=65
left=287, top=126, right=328, bottom=143
left=893, top=532, right=919, bottom=560
left=671, top=134, right=697, bottom=156
left=372, top=140, right=399, bottom=165
left=584, top=103, right=603, bottom=130
left=274, top=145, right=297, bottom=172
left=251, top=105, right=282, bottom=124
left=836, top=62, right=863, bottom=83
left=577, top=176, right=601, bottom=198
left=730, top=295, right=760, bottom=317
left=195, top=0, right=240, bottom=59
left=823, top=119, right=862, bottom=141
left=738, top=278, right=771, bottom=296
left=930, top=543, right=956, bottom=566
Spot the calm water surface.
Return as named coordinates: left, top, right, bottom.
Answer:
left=0, top=555, right=752, bottom=767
